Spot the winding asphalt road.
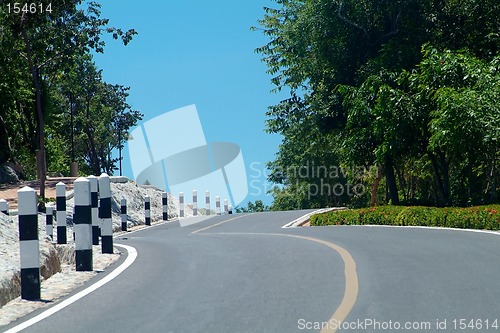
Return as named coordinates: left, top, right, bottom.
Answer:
left=3, top=210, right=500, bottom=332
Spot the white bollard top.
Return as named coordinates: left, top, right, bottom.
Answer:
left=98, top=173, right=111, bottom=198
left=162, top=192, right=167, bottom=198
left=87, top=175, right=98, bottom=191
left=56, top=182, right=66, bottom=196
left=121, top=198, right=126, bottom=205
left=74, top=177, right=91, bottom=206
left=17, top=186, right=37, bottom=215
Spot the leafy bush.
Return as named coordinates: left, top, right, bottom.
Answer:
left=310, top=205, right=500, bottom=230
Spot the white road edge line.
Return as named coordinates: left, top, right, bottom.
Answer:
left=281, top=208, right=347, bottom=228
left=4, top=243, right=138, bottom=333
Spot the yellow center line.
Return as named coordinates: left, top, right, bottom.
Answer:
left=195, top=230, right=359, bottom=332
left=281, top=234, right=358, bottom=333
left=191, top=213, right=255, bottom=234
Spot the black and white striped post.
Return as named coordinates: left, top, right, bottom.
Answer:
left=0, top=199, right=8, bottom=215
left=205, top=191, right=210, bottom=215
left=192, top=190, right=198, bottom=216
left=88, top=175, right=99, bottom=245
left=73, top=177, right=93, bottom=272
left=216, top=196, right=221, bottom=215
left=46, top=206, right=53, bottom=240
left=179, top=192, right=184, bottom=218
left=228, top=205, right=233, bottom=215
left=121, top=198, right=127, bottom=231
left=145, top=195, right=151, bottom=226
left=224, top=199, right=229, bottom=215
left=99, top=173, right=113, bottom=254
left=162, top=192, right=168, bottom=221
left=18, top=186, right=40, bottom=300
left=56, top=182, right=67, bottom=244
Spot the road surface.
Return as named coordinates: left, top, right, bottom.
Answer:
left=3, top=210, right=500, bottom=332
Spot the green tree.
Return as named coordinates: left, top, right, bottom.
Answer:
left=255, top=0, right=500, bottom=209
left=1, top=0, right=137, bottom=200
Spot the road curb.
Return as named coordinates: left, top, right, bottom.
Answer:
left=281, top=207, right=347, bottom=228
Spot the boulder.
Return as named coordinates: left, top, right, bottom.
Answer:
left=0, top=164, right=19, bottom=184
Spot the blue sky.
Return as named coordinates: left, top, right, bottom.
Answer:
left=93, top=1, right=286, bottom=206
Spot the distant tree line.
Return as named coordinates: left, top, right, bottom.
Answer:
left=235, top=200, right=269, bottom=213
left=0, top=0, right=141, bottom=199
left=254, top=0, right=499, bottom=209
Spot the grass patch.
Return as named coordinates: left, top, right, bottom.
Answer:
left=310, top=205, right=500, bottom=230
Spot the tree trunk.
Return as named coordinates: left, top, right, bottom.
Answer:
left=0, top=115, right=11, bottom=164
left=21, top=28, right=46, bottom=203
left=489, top=152, right=498, bottom=203
left=85, top=128, right=100, bottom=175
left=370, top=165, right=383, bottom=206
left=428, top=151, right=450, bottom=206
left=384, top=155, right=400, bottom=205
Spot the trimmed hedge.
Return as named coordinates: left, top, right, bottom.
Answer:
left=310, top=205, right=500, bottom=230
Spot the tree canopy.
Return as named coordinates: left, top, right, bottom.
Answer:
left=0, top=1, right=141, bottom=198
left=255, top=0, right=499, bottom=209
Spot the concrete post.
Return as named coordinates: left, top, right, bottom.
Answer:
left=88, top=175, right=100, bottom=245
left=46, top=206, right=53, bottom=240
left=205, top=191, right=210, bottom=215
left=193, top=190, right=198, bottom=216
left=162, top=192, right=168, bottom=221
left=99, top=173, right=113, bottom=254
left=121, top=198, right=127, bottom=231
left=179, top=192, right=184, bottom=218
left=145, top=195, right=151, bottom=226
left=0, top=199, right=8, bottom=215
left=56, top=182, right=67, bottom=244
left=216, top=196, right=221, bottom=215
left=224, top=199, right=228, bottom=215
left=74, top=177, right=93, bottom=271
left=18, top=186, right=40, bottom=300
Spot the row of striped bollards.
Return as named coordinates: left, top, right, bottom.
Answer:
left=46, top=175, right=114, bottom=253
left=118, top=190, right=231, bottom=224
left=14, top=174, right=114, bottom=300
left=119, top=191, right=170, bottom=232
left=10, top=184, right=228, bottom=301
left=177, top=190, right=232, bottom=218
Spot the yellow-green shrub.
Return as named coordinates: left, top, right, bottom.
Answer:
left=310, top=205, right=500, bottom=230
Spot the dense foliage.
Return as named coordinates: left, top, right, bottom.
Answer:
left=255, top=0, right=499, bottom=209
left=310, top=205, right=500, bottom=230
left=0, top=1, right=141, bottom=196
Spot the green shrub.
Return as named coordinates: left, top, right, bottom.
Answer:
left=310, top=205, right=500, bottom=230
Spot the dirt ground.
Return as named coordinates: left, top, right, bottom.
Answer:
left=0, top=178, right=76, bottom=210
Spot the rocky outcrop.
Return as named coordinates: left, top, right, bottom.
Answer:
left=0, top=163, right=20, bottom=184
left=0, top=240, right=65, bottom=307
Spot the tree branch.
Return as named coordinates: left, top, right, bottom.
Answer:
left=373, top=6, right=402, bottom=45
left=337, top=0, right=369, bottom=38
